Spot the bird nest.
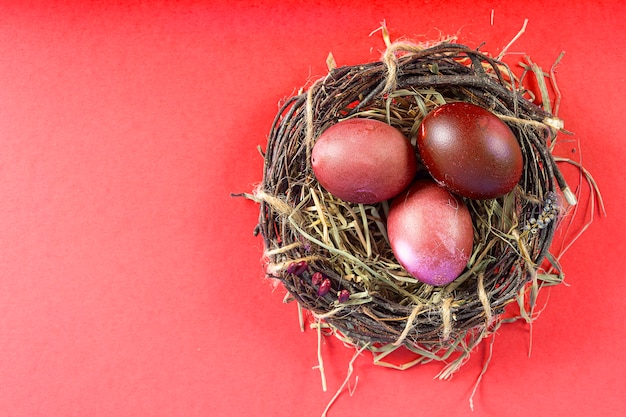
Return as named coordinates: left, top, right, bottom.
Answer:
left=250, top=38, right=578, bottom=376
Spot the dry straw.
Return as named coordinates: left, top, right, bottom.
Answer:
left=245, top=30, right=600, bottom=379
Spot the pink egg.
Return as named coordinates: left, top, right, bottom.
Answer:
left=311, top=118, right=417, bottom=204
left=387, top=180, right=474, bottom=286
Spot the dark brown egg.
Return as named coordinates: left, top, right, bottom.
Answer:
left=387, top=180, right=474, bottom=286
left=311, top=118, right=417, bottom=204
left=417, top=102, right=523, bottom=199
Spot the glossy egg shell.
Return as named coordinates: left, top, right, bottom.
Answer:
left=417, top=102, right=523, bottom=199
left=387, top=180, right=474, bottom=286
left=311, top=118, right=417, bottom=204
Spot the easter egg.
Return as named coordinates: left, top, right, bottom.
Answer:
left=311, top=118, right=417, bottom=204
left=387, top=180, right=474, bottom=286
left=417, top=102, right=523, bottom=199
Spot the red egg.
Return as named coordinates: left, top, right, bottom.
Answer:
left=387, top=180, right=474, bottom=286
left=311, top=118, right=417, bottom=204
left=417, top=102, right=523, bottom=199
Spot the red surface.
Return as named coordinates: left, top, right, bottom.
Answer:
left=1, top=1, right=624, bottom=416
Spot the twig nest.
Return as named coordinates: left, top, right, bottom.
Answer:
left=254, top=42, right=570, bottom=373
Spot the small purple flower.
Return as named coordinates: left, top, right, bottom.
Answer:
left=298, top=236, right=312, bottom=253
left=317, top=279, right=331, bottom=297
left=311, top=272, right=324, bottom=286
left=286, top=261, right=308, bottom=276
left=337, top=289, right=350, bottom=303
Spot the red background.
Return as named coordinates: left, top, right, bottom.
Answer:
left=1, top=1, right=624, bottom=416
